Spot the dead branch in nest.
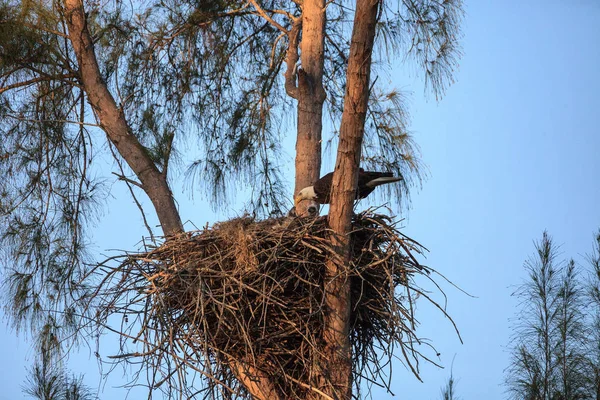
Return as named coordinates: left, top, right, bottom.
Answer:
left=88, top=211, right=458, bottom=399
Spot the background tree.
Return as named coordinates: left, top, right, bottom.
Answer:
left=22, top=325, right=95, bottom=400
left=585, top=231, right=600, bottom=399
left=438, top=358, right=460, bottom=400
left=554, top=260, right=587, bottom=399
left=1, top=0, right=463, bottom=398
left=23, top=360, right=95, bottom=400
left=439, top=375, right=459, bottom=400
left=506, top=232, right=563, bottom=399
left=505, top=231, right=596, bottom=400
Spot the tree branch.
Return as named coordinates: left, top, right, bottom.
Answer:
left=5, top=114, right=100, bottom=127
left=0, top=74, right=77, bottom=95
left=248, top=0, right=288, bottom=33
left=21, top=21, right=70, bottom=38
left=284, top=18, right=302, bottom=99
left=62, top=0, right=183, bottom=236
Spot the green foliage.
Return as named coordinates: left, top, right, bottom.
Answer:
left=554, top=260, right=588, bottom=399
left=0, top=0, right=100, bottom=365
left=0, top=1, right=55, bottom=68
left=585, top=230, right=600, bottom=398
left=439, top=368, right=460, bottom=400
left=395, top=0, right=464, bottom=99
left=506, top=230, right=600, bottom=399
left=23, top=359, right=95, bottom=400
left=360, top=89, right=425, bottom=209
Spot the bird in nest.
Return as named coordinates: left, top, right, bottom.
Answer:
left=294, top=168, right=402, bottom=208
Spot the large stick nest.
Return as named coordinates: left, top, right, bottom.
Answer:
left=94, top=211, right=453, bottom=399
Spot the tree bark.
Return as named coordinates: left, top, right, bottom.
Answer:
left=63, top=0, right=183, bottom=237
left=294, top=0, right=326, bottom=216
left=322, top=0, right=380, bottom=398
left=230, top=360, right=281, bottom=400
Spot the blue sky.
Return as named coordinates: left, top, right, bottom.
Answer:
left=2, top=1, right=600, bottom=399
left=397, top=1, right=600, bottom=398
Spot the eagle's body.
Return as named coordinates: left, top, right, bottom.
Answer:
left=295, top=169, right=402, bottom=206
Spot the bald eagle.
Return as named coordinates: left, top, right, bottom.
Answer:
left=295, top=169, right=402, bottom=207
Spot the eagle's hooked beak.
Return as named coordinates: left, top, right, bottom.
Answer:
left=294, top=194, right=303, bottom=208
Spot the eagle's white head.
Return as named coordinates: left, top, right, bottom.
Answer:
left=295, top=186, right=317, bottom=207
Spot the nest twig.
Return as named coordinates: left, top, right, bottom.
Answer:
left=90, top=211, right=455, bottom=399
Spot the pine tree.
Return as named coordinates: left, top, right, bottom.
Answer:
left=586, top=231, right=600, bottom=399
left=1, top=0, right=463, bottom=398
left=506, top=232, right=562, bottom=399
left=506, top=231, right=593, bottom=400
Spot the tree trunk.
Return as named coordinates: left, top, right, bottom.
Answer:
left=230, top=360, right=281, bottom=400
left=294, top=0, right=326, bottom=216
left=63, top=0, right=183, bottom=237
left=322, top=0, right=380, bottom=398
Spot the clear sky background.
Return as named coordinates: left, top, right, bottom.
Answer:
left=2, top=1, right=600, bottom=399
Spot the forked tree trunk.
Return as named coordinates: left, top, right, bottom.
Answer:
left=322, top=0, right=380, bottom=398
left=63, top=0, right=183, bottom=237
left=293, top=0, right=326, bottom=216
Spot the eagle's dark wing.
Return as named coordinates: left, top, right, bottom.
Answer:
left=359, top=171, right=394, bottom=182
left=313, top=172, right=334, bottom=204
left=313, top=170, right=398, bottom=203
left=356, top=171, right=391, bottom=199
